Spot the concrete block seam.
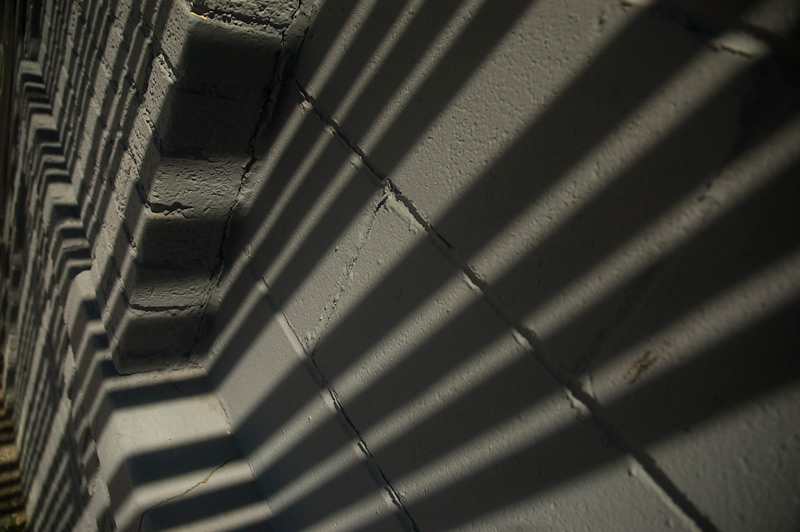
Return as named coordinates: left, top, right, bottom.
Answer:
left=281, top=0, right=309, bottom=48
left=308, top=355, right=420, bottom=532
left=207, top=4, right=312, bottom=347
left=242, top=251, right=417, bottom=529
left=651, top=0, right=800, bottom=66
left=385, top=180, right=722, bottom=532
left=294, top=80, right=386, bottom=187
left=293, top=75, right=721, bottom=532
left=136, top=457, right=235, bottom=532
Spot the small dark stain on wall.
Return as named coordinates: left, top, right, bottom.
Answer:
left=625, top=350, right=659, bottom=384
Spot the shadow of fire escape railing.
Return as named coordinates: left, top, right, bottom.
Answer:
left=3, top=0, right=799, bottom=531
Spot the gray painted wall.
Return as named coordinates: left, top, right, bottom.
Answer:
left=2, top=0, right=799, bottom=530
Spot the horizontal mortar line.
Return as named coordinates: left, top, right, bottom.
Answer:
left=386, top=180, right=719, bottom=531
left=293, top=86, right=717, bottom=530
left=667, top=1, right=800, bottom=62
left=126, top=302, right=200, bottom=312
left=294, top=79, right=387, bottom=183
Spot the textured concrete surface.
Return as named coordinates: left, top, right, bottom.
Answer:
left=1, top=0, right=302, bottom=529
left=0, top=390, right=26, bottom=530
left=2, top=0, right=799, bottom=531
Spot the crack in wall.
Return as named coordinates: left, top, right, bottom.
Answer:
left=137, top=457, right=234, bottom=532
left=192, top=67, right=277, bottom=355
left=295, top=78, right=720, bottom=531
left=390, top=180, right=720, bottom=532
left=300, top=185, right=386, bottom=354
left=282, top=0, right=306, bottom=48
left=113, top=358, right=206, bottom=378
left=195, top=4, right=312, bottom=355
left=393, top=183, right=721, bottom=532
left=221, top=7, right=310, bottom=256
left=243, top=214, right=418, bottom=529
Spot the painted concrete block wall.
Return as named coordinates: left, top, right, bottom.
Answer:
left=1, top=0, right=799, bottom=531
left=201, top=0, right=800, bottom=530
left=2, top=0, right=306, bottom=530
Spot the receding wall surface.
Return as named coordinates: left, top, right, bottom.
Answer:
left=1, top=0, right=799, bottom=530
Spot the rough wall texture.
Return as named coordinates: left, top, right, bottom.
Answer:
left=2, top=0, right=799, bottom=531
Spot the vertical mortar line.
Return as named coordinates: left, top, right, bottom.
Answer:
left=247, top=242, right=422, bottom=532
left=271, top=81, right=419, bottom=531
left=386, top=182, right=720, bottom=532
